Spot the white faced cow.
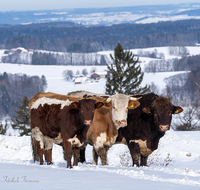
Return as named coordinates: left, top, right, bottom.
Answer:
left=67, top=91, right=141, bottom=165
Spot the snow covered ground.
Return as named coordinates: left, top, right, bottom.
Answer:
left=0, top=46, right=200, bottom=189
left=0, top=130, right=200, bottom=189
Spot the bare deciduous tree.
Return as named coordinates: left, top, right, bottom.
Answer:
left=62, top=70, right=74, bottom=81
left=82, top=68, right=88, bottom=76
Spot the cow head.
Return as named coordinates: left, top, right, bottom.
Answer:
left=142, top=97, right=183, bottom=132
left=71, top=99, right=104, bottom=126
left=105, top=94, right=141, bottom=129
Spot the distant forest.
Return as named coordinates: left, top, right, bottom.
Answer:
left=0, top=72, right=46, bottom=118
left=0, top=20, right=200, bottom=52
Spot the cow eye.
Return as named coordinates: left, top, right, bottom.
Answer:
left=113, top=106, right=115, bottom=109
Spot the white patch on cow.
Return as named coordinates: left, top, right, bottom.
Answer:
left=94, top=133, right=117, bottom=150
left=30, top=97, right=72, bottom=110
left=94, top=133, right=107, bottom=150
left=68, top=135, right=83, bottom=147
left=31, top=127, right=62, bottom=150
left=130, top=139, right=152, bottom=157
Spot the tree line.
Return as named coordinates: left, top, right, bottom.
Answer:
left=0, top=19, right=200, bottom=52
left=2, top=51, right=108, bottom=65
left=0, top=72, right=47, bottom=118
left=144, top=47, right=199, bottom=73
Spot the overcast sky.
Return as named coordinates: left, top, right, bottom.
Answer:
left=1, top=0, right=200, bottom=11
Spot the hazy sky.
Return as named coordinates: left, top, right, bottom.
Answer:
left=1, top=0, right=200, bottom=11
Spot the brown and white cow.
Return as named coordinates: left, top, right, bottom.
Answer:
left=30, top=92, right=105, bottom=168
left=67, top=91, right=141, bottom=165
left=116, top=93, right=183, bottom=167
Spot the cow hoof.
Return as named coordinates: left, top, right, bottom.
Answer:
left=67, top=164, right=73, bottom=169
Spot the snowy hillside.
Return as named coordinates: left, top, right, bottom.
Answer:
left=0, top=130, right=200, bottom=189
left=1, top=46, right=200, bottom=189
left=1, top=3, right=200, bottom=26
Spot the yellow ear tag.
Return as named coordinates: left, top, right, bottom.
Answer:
left=175, top=110, right=179, bottom=113
left=148, top=111, right=151, bottom=114
left=130, top=104, right=134, bottom=108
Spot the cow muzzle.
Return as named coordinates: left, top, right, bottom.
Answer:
left=84, top=120, right=92, bottom=126
left=116, top=119, right=127, bottom=127
left=159, top=125, right=169, bottom=132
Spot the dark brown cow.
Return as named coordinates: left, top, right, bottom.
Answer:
left=116, top=93, right=183, bottom=167
left=30, top=92, right=104, bottom=168
left=67, top=91, right=141, bottom=165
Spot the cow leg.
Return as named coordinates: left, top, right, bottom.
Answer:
left=31, top=127, right=45, bottom=164
left=44, top=149, right=53, bottom=165
left=80, top=142, right=87, bottom=163
left=73, top=147, right=80, bottom=166
left=44, top=138, right=53, bottom=165
left=140, top=155, right=148, bottom=166
left=128, top=142, right=140, bottom=167
left=31, top=136, right=40, bottom=162
left=80, top=147, right=86, bottom=163
left=35, top=140, right=44, bottom=165
left=98, top=147, right=107, bottom=165
left=92, top=147, right=98, bottom=165
left=131, top=153, right=140, bottom=167
left=63, top=140, right=73, bottom=168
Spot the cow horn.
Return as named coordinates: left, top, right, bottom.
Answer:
left=129, top=97, right=142, bottom=101
left=106, top=97, right=112, bottom=103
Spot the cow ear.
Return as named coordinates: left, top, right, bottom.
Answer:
left=173, top=106, right=183, bottom=114
left=142, top=107, right=151, bottom=114
left=71, top=102, right=80, bottom=109
left=128, top=100, right=140, bottom=109
left=95, top=102, right=104, bottom=109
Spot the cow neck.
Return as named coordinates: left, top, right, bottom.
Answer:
left=108, top=106, right=116, bottom=127
left=150, top=97, right=166, bottom=140
left=142, top=94, right=165, bottom=141
left=76, top=124, right=90, bottom=144
left=150, top=123, right=165, bottom=138
left=108, top=106, right=118, bottom=138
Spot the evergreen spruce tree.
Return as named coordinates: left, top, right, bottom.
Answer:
left=12, top=96, right=31, bottom=136
left=105, top=43, right=150, bottom=95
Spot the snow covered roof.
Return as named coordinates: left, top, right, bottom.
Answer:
left=95, top=72, right=107, bottom=75
left=75, top=77, right=88, bottom=83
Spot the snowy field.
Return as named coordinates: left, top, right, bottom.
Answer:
left=0, top=46, right=200, bottom=189
left=0, top=63, right=186, bottom=95
left=0, top=130, right=200, bottom=190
